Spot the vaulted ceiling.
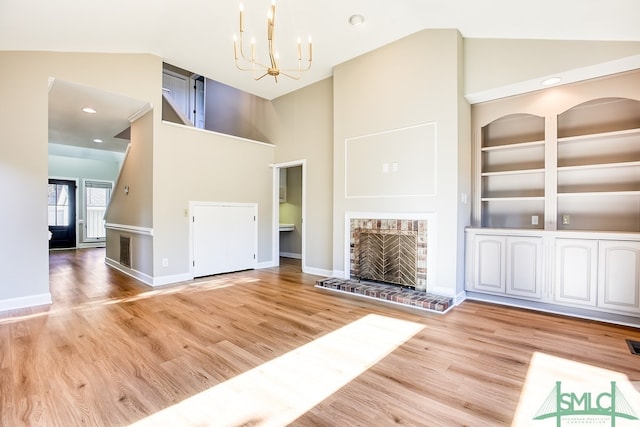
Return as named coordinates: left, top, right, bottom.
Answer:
left=2, top=0, right=639, bottom=100
left=4, top=0, right=639, bottom=160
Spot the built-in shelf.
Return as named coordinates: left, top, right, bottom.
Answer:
left=469, top=72, right=640, bottom=323
left=481, top=140, right=545, bottom=152
left=558, top=191, right=640, bottom=198
left=557, top=160, right=640, bottom=172
left=279, top=224, right=295, bottom=232
left=481, top=168, right=545, bottom=177
left=557, top=127, right=640, bottom=143
left=482, top=196, right=545, bottom=202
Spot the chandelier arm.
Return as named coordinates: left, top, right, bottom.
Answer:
left=254, top=72, right=271, bottom=81
left=279, top=60, right=312, bottom=73
left=278, top=71, right=302, bottom=81
left=234, top=58, right=270, bottom=73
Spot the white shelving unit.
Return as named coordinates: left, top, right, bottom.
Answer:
left=466, top=70, right=640, bottom=324
left=557, top=99, right=640, bottom=232
left=479, top=113, right=545, bottom=229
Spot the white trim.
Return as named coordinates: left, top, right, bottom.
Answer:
left=78, top=242, right=106, bottom=249
left=82, top=178, right=113, bottom=243
left=344, top=122, right=438, bottom=199
left=152, top=273, right=193, bottom=287
left=105, top=257, right=153, bottom=286
left=344, top=211, right=437, bottom=293
left=332, top=269, right=345, bottom=278
left=465, top=55, right=640, bottom=104
left=272, top=160, right=307, bottom=273
left=106, top=257, right=193, bottom=287
left=105, top=223, right=153, bottom=236
left=162, top=92, right=193, bottom=126
left=0, top=293, right=52, bottom=312
left=128, top=102, right=153, bottom=123
left=305, top=266, right=333, bottom=277
left=279, top=252, right=301, bottom=259
left=162, top=120, right=275, bottom=148
left=455, top=291, right=467, bottom=306
left=315, top=286, right=453, bottom=315
left=257, top=261, right=276, bottom=269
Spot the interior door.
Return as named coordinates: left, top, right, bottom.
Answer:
left=48, top=179, right=77, bottom=249
left=193, top=204, right=256, bottom=277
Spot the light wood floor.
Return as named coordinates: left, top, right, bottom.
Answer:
left=2, top=249, right=640, bottom=426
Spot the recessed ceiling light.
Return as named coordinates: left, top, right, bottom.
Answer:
left=81, top=107, right=97, bottom=114
left=93, top=138, right=104, bottom=143
left=541, top=77, right=562, bottom=86
left=349, top=14, right=365, bottom=26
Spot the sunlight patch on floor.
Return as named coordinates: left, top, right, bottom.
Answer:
left=513, top=352, right=640, bottom=426
left=130, top=314, right=425, bottom=427
left=0, top=276, right=256, bottom=325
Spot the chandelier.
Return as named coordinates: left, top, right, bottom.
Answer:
left=233, top=1, right=312, bottom=82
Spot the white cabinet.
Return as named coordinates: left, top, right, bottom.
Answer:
left=469, top=234, right=542, bottom=299
left=192, top=204, right=257, bottom=277
left=554, top=239, right=598, bottom=307
left=597, top=240, right=640, bottom=314
left=506, top=237, right=543, bottom=299
left=473, top=235, right=506, bottom=293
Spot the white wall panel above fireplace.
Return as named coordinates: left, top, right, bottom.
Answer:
left=344, top=122, right=437, bottom=198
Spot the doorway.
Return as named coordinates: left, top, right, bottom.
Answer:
left=274, top=161, right=305, bottom=272
left=48, top=178, right=77, bottom=249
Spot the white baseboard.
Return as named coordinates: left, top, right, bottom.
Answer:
left=0, top=292, right=52, bottom=312
left=105, top=257, right=153, bottom=287
left=303, top=266, right=332, bottom=277
left=332, top=270, right=346, bottom=278
left=428, top=284, right=458, bottom=299
left=257, top=261, right=276, bottom=269
left=78, top=242, right=106, bottom=249
left=454, top=291, right=467, bottom=305
left=279, top=252, right=302, bottom=259
left=152, top=273, right=193, bottom=287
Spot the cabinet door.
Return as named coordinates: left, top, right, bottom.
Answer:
left=473, top=235, right=506, bottom=293
left=554, top=239, right=598, bottom=307
left=506, top=237, right=542, bottom=299
left=597, top=241, right=640, bottom=314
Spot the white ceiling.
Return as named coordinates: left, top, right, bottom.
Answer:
left=3, top=0, right=639, bottom=160
left=2, top=0, right=640, bottom=101
left=48, top=79, right=150, bottom=160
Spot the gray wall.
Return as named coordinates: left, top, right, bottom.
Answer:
left=270, top=78, right=334, bottom=275
left=333, top=29, right=470, bottom=297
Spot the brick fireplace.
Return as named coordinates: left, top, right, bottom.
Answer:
left=348, top=216, right=429, bottom=292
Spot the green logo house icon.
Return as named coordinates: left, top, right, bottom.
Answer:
left=533, top=381, right=638, bottom=426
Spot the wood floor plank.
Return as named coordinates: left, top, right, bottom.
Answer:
left=1, top=249, right=640, bottom=426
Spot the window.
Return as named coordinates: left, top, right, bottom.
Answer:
left=48, top=183, right=70, bottom=226
left=84, top=180, right=112, bottom=240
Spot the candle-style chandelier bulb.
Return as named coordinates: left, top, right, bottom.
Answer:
left=232, top=1, right=312, bottom=82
